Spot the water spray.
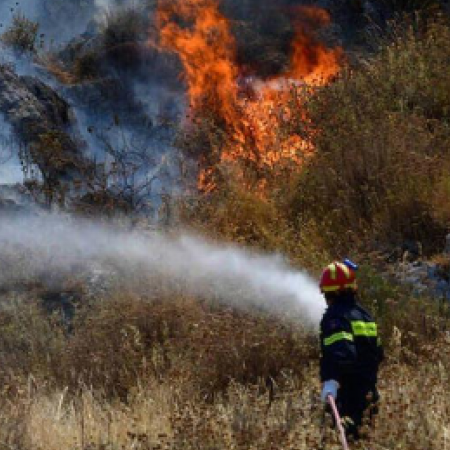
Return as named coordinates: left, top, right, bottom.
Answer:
left=0, top=214, right=326, bottom=326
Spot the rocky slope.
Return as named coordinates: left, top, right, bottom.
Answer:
left=0, top=63, right=84, bottom=184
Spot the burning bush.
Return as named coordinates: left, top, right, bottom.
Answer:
left=157, top=0, right=342, bottom=193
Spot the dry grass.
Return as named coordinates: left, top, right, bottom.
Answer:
left=58, top=294, right=318, bottom=399
left=0, top=348, right=448, bottom=450
left=286, top=18, right=450, bottom=255
left=0, top=277, right=446, bottom=450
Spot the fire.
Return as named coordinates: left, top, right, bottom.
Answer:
left=156, top=0, right=342, bottom=192
left=289, top=6, right=343, bottom=84
left=157, top=0, right=239, bottom=124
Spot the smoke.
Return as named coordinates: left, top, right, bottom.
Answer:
left=0, top=113, right=23, bottom=185
left=94, top=0, right=124, bottom=10
left=0, top=0, right=98, bottom=46
left=0, top=3, right=181, bottom=210
left=0, top=214, right=326, bottom=327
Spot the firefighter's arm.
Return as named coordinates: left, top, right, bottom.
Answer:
left=320, top=315, right=357, bottom=383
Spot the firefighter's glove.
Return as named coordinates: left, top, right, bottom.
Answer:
left=321, top=380, right=339, bottom=403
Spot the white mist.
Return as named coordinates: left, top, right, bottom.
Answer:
left=0, top=214, right=326, bottom=327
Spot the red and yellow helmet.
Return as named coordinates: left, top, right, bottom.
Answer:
left=319, top=262, right=357, bottom=293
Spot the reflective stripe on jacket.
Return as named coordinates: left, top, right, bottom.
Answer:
left=320, top=294, right=383, bottom=384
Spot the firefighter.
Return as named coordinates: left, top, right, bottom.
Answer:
left=319, top=261, right=383, bottom=440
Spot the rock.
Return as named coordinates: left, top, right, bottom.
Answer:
left=0, top=63, right=86, bottom=183
left=21, top=76, right=71, bottom=128
left=436, top=279, right=450, bottom=296
left=385, top=253, right=450, bottom=301
left=403, top=275, right=421, bottom=285
left=0, top=64, right=71, bottom=143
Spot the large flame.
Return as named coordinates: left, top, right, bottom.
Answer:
left=156, top=0, right=342, bottom=192
left=157, top=0, right=239, bottom=124
left=289, top=6, right=343, bottom=83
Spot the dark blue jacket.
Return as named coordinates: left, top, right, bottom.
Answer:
left=320, top=293, right=383, bottom=385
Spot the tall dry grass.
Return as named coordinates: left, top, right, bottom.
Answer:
left=0, top=276, right=447, bottom=450
left=287, top=17, right=450, bottom=255
left=1, top=350, right=449, bottom=450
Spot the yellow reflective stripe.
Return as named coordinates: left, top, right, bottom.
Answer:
left=322, top=285, right=340, bottom=292
left=321, top=281, right=357, bottom=292
left=351, top=321, right=378, bottom=337
left=324, top=332, right=354, bottom=346
left=328, top=263, right=337, bottom=280
left=337, top=262, right=351, bottom=279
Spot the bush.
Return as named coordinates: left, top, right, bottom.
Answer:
left=0, top=300, right=66, bottom=392
left=357, top=266, right=450, bottom=358
left=100, top=6, right=148, bottom=49
left=379, top=0, right=441, bottom=14
left=59, top=294, right=317, bottom=398
left=0, top=13, right=39, bottom=53
left=0, top=290, right=317, bottom=398
left=287, top=18, right=450, bottom=254
left=23, top=131, right=82, bottom=207
left=72, top=51, right=101, bottom=80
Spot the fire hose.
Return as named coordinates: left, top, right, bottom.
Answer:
left=327, top=394, right=350, bottom=450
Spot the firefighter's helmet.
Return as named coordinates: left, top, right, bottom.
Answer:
left=320, top=261, right=357, bottom=293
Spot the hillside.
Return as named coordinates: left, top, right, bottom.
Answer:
left=0, top=1, right=449, bottom=449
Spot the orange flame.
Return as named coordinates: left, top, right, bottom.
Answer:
left=157, top=0, right=239, bottom=124
left=156, top=0, right=342, bottom=192
left=288, top=6, right=343, bottom=84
